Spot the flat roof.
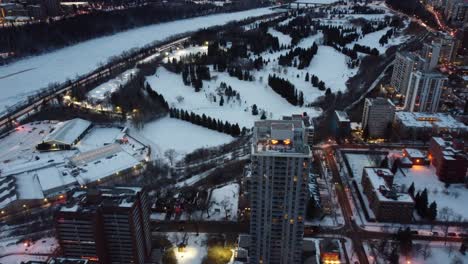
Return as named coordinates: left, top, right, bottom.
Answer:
left=404, top=148, right=425, bottom=159
left=43, top=118, right=92, bottom=146
left=364, top=168, right=413, bottom=203
left=395, top=112, right=467, bottom=130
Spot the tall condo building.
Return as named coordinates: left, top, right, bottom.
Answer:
left=421, top=41, right=442, bottom=71
left=249, top=118, right=312, bottom=264
left=405, top=71, right=447, bottom=113
left=55, top=187, right=152, bottom=264
left=390, top=52, right=424, bottom=95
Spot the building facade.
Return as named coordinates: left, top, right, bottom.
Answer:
left=249, top=119, right=311, bottom=264
left=362, top=98, right=395, bottom=139
left=405, top=71, right=447, bottom=113
left=55, top=187, right=152, bottom=264
left=429, top=137, right=468, bottom=183
left=390, top=52, right=423, bottom=95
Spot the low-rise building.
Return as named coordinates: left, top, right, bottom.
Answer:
left=332, top=110, right=351, bottom=140
left=393, top=112, right=467, bottom=140
left=403, top=148, right=429, bottom=166
left=361, top=168, right=414, bottom=223
left=362, top=97, right=395, bottom=139
left=429, top=137, right=468, bottom=183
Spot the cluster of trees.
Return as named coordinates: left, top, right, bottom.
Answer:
left=278, top=43, right=318, bottom=69
left=385, top=0, right=439, bottom=29
left=268, top=74, right=304, bottom=106
left=318, top=24, right=360, bottom=47
left=351, top=5, right=387, bottom=14
left=227, top=66, right=254, bottom=81
left=181, top=64, right=211, bottom=92
left=379, top=29, right=394, bottom=46
left=0, top=3, right=221, bottom=61
left=276, top=16, right=316, bottom=45
left=169, top=108, right=242, bottom=137
left=408, top=185, right=438, bottom=221
left=218, top=82, right=240, bottom=104
left=352, top=44, right=380, bottom=56
left=306, top=73, right=327, bottom=91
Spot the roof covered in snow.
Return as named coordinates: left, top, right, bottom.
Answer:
left=43, top=118, right=92, bottom=146
left=395, top=112, right=467, bottom=130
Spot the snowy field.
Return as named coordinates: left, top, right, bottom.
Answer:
left=0, top=237, right=58, bottom=264
left=401, top=242, right=468, bottom=264
left=395, top=165, right=468, bottom=221
left=167, top=233, right=208, bottom=264
left=147, top=67, right=320, bottom=128
left=208, top=183, right=240, bottom=221
left=0, top=7, right=279, bottom=111
left=141, top=117, right=234, bottom=157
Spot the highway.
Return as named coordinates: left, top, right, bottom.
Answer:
left=0, top=36, right=190, bottom=131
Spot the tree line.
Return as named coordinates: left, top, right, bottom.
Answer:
left=169, top=108, right=242, bottom=137
left=268, top=74, right=304, bottom=106
left=278, top=43, right=318, bottom=69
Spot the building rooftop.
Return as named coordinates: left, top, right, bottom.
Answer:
left=43, top=118, right=92, bottom=146
left=253, top=119, right=309, bottom=156
left=335, top=110, right=350, bottom=122
left=395, top=112, right=467, bottom=130
left=60, top=186, right=143, bottom=213
left=364, top=168, right=413, bottom=203
left=404, top=148, right=426, bottom=159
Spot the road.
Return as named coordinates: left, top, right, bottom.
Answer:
left=0, top=36, right=190, bottom=130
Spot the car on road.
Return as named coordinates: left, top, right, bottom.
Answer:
left=432, top=231, right=439, bottom=236
left=447, top=232, right=457, bottom=237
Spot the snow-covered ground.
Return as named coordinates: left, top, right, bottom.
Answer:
left=0, top=7, right=279, bottom=111
left=395, top=165, right=468, bottom=221
left=365, top=240, right=468, bottom=264
left=146, top=67, right=320, bottom=128
left=163, top=45, right=208, bottom=63
left=0, top=237, right=57, bottom=264
left=208, top=183, right=239, bottom=221
left=141, top=117, right=234, bottom=157
left=346, top=26, right=410, bottom=54
left=167, top=233, right=207, bottom=264
left=401, top=242, right=468, bottom=264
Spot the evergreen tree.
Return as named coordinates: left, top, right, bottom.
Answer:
left=260, top=111, right=267, bottom=120
left=420, top=188, right=428, bottom=217
left=252, top=104, right=259, bottom=115
left=407, top=182, right=415, bottom=197
left=305, top=72, right=309, bottom=82
left=219, top=96, right=224, bottom=106
left=380, top=156, right=389, bottom=168
left=428, top=201, right=437, bottom=221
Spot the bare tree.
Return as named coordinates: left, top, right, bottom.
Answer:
left=164, top=149, right=178, bottom=167
left=421, top=243, right=432, bottom=260
left=220, top=196, right=232, bottom=220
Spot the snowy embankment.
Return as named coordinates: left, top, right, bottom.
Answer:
left=0, top=7, right=279, bottom=111
left=140, top=117, right=233, bottom=157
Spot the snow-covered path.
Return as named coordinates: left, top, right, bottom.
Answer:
left=0, top=7, right=279, bottom=111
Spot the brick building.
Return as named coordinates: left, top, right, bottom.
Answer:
left=361, top=168, right=414, bottom=223
left=429, top=137, right=468, bottom=183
